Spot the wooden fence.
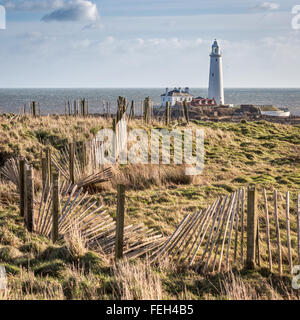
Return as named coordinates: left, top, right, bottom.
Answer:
left=18, top=96, right=161, bottom=123
left=150, top=187, right=300, bottom=276
left=0, top=157, right=163, bottom=259
left=1, top=156, right=299, bottom=275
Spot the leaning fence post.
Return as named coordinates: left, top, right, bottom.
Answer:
left=25, top=166, right=34, bottom=232
left=69, top=142, right=75, bottom=185
left=19, top=159, right=26, bottom=217
left=52, top=172, right=59, bottom=243
left=45, top=147, right=51, bottom=183
left=115, top=184, right=125, bottom=260
left=246, top=187, right=257, bottom=269
left=41, top=156, right=48, bottom=201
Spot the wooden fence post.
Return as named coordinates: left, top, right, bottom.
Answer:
left=32, top=101, right=36, bottom=117
left=274, top=190, right=282, bottom=276
left=183, top=100, right=189, bottom=124
left=52, top=172, right=59, bottom=243
left=115, top=184, right=125, bottom=260
left=130, top=100, right=135, bottom=120
left=82, top=99, right=86, bottom=117
left=69, top=142, right=75, bottom=185
left=286, top=191, right=293, bottom=273
left=165, top=101, right=170, bottom=125
left=25, top=166, right=34, bottom=232
left=144, top=97, right=150, bottom=124
left=246, top=187, right=257, bottom=269
left=19, top=159, right=26, bottom=217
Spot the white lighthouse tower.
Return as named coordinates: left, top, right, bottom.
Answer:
left=208, top=39, right=224, bottom=105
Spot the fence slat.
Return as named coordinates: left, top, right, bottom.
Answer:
left=218, top=192, right=236, bottom=272
left=19, top=159, right=26, bottom=217
left=240, top=188, right=245, bottom=263
left=274, top=190, right=282, bottom=276
left=226, top=191, right=238, bottom=269
left=263, top=189, right=272, bottom=271
left=52, top=172, right=59, bottom=243
left=25, top=166, right=34, bottom=232
left=203, top=195, right=228, bottom=272
left=256, top=217, right=261, bottom=267
left=286, top=191, right=293, bottom=273
left=233, top=189, right=241, bottom=262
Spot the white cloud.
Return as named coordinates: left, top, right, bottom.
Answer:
left=3, top=0, right=99, bottom=22
left=254, top=2, right=280, bottom=11
left=42, top=0, right=99, bottom=22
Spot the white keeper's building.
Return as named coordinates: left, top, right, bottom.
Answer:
left=161, top=87, right=193, bottom=107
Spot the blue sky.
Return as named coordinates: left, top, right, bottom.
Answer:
left=0, top=0, right=299, bottom=87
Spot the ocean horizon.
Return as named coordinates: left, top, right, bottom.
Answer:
left=0, top=88, right=300, bottom=115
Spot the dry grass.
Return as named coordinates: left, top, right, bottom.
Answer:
left=1, top=268, right=64, bottom=300
left=64, top=224, right=88, bottom=260
left=98, top=164, right=194, bottom=192
left=112, top=259, right=163, bottom=300
left=220, top=271, right=261, bottom=300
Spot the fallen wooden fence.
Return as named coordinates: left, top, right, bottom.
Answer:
left=151, top=187, right=300, bottom=276
left=51, top=142, right=112, bottom=190
left=0, top=158, right=164, bottom=260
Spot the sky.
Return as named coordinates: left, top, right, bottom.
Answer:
left=0, top=0, right=300, bottom=88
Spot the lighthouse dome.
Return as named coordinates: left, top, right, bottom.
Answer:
left=213, top=39, right=219, bottom=47
left=211, top=39, right=221, bottom=55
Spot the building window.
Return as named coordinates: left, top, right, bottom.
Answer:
left=212, top=73, right=214, bottom=77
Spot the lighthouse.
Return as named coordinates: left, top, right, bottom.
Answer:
left=208, top=40, right=224, bottom=105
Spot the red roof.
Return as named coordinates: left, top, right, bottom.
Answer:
left=191, top=98, right=217, bottom=107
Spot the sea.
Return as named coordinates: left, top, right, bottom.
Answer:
left=0, top=88, right=299, bottom=116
